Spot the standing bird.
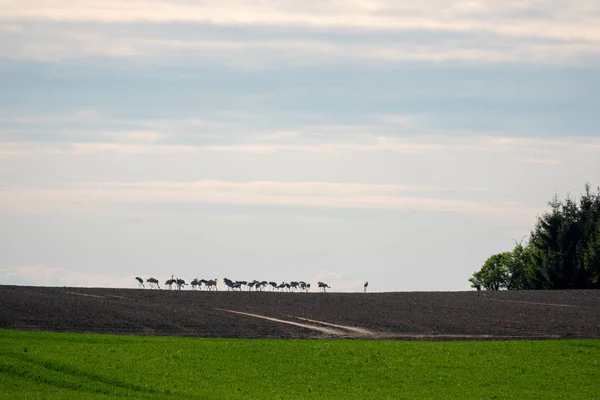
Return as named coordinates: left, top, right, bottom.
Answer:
left=364, top=281, right=368, bottom=293
left=135, top=277, right=145, bottom=288
left=317, top=281, right=330, bottom=293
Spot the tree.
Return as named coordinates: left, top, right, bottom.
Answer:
left=527, top=186, right=600, bottom=289
left=578, top=184, right=600, bottom=287
left=528, top=199, right=567, bottom=289
left=469, top=252, right=510, bottom=290
left=582, top=218, right=600, bottom=286
left=505, top=242, right=530, bottom=290
left=469, top=183, right=600, bottom=290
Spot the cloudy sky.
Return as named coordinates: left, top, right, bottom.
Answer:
left=1, top=1, right=599, bottom=291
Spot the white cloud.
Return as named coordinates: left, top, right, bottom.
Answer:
left=0, top=143, right=31, bottom=158
left=105, top=131, right=166, bottom=143
left=2, top=0, right=599, bottom=43
left=1, top=2, right=599, bottom=65
left=2, top=134, right=599, bottom=158
left=3, top=26, right=599, bottom=66
left=0, top=24, right=22, bottom=32
left=67, top=138, right=448, bottom=155
left=0, top=180, right=539, bottom=225
left=523, top=157, right=564, bottom=165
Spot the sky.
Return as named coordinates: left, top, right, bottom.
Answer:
left=1, top=0, right=599, bottom=292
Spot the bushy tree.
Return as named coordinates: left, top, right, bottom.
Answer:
left=506, top=243, right=530, bottom=290
left=469, top=252, right=510, bottom=290
left=469, top=246, right=529, bottom=291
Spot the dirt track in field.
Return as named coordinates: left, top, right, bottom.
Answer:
left=1, top=285, right=599, bottom=340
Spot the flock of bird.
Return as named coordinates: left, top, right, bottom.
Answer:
left=134, top=276, right=348, bottom=293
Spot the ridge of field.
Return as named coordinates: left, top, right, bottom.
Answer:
left=1, top=330, right=599, bottom=400
left=1, top=285, right=599, bottom=340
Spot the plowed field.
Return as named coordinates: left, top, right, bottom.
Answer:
left=1, top=285, right=599, bottom=340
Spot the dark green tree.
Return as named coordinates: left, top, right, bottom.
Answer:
left=578, top=184, right=600, bottom=287
left=582, top=215, right=600, bottom=287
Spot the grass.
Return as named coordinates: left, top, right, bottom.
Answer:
left=0, top=330, right=599, bottom=399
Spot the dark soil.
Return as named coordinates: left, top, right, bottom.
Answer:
left=1, top=285, right=599, bottom=340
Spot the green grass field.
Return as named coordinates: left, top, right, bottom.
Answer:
left=0, top=330, right=599, bottom=399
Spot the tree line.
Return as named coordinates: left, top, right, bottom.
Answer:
left=469, top=183, right=600, bottom=290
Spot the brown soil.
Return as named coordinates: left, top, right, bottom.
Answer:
left=1, top=285, right=599, bottom=340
